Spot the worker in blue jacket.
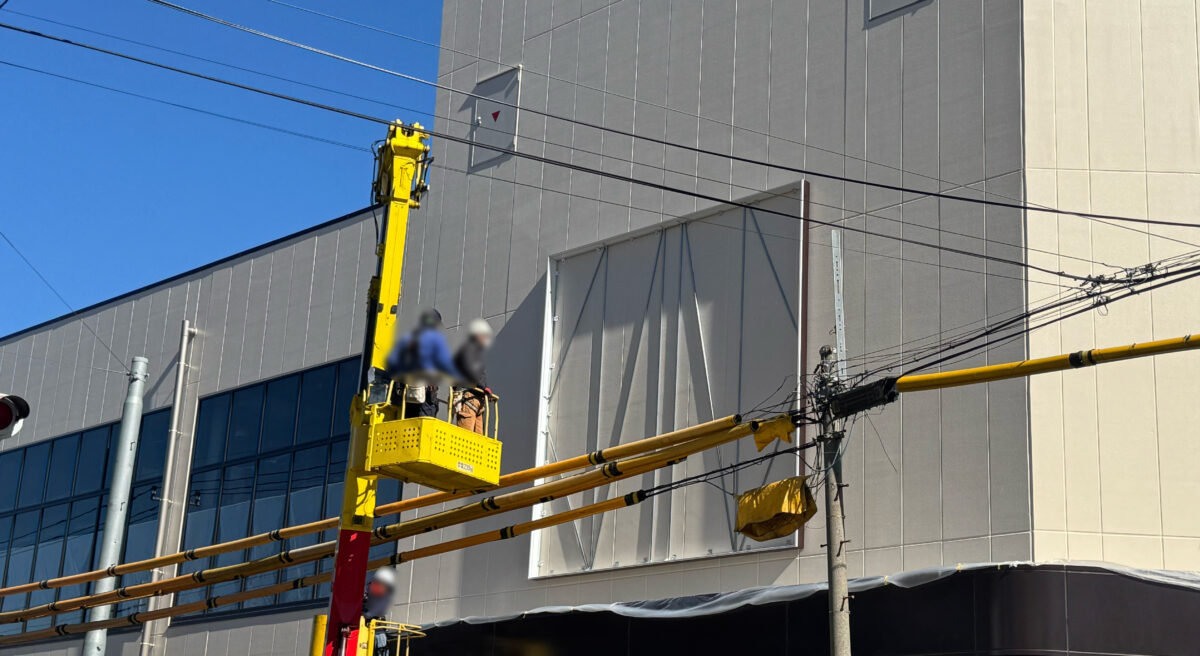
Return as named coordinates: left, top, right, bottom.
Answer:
left=386, top=308, right=462, bottom=418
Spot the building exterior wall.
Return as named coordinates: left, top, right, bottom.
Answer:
left=395, top=0, right=1030, bottom=627
left=1023, top=0, right=1200, bottom=569
left=0, top=208, right=378, bottom=655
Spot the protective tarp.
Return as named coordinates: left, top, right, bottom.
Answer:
left=736, top=476, right=816, bottom=542
left=427, top=561, right=1200, bottom=628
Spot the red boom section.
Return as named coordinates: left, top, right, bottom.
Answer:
left=324, top=528, right=371, bottom=655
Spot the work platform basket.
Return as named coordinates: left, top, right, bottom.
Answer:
left=366, top=386, right=502, bottom=492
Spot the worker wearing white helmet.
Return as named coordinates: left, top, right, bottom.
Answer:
left=453, top=319, right=496, bottom=434
left=363, top=567, right=398, bottom=655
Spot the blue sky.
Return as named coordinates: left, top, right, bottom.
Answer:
left=0, top=0, right=443, bottom=336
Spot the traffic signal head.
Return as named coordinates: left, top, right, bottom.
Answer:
left=0, top=395, right=30, bottom=439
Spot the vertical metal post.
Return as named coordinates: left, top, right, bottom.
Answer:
left=83, top=356, right=149, bottom=656
left=138, top=321, right=196, bottom=656
left=817, top=346, right=851, bottom=656
left=830, top=230, right=848, bottom=382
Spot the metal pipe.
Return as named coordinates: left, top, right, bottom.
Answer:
left=309, top=615, right=328, bottom=656
left=8, top=416, right=785, bottom=625
left=83, top=356, right=149, bottom=656
left=895, top=334, right=1199, bottom=393
left=6, top=479, right=659, bottom=647
left=0, top=413, right=742, bottom=599
left=138, top=321, right=195, bottom=656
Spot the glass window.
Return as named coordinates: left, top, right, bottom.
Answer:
left=193, top=393, right=231, bottom=468
left=26, top=503, right=69, bottom=631
left=242, top=454, right=290, bottom=608
left=117, top=482, right=160, bottom=616
left=260, top=375, right=300, bottom=453
left=226, top=386, right=265, bottom=460
left=332, top=359, right=361, bottom=437
left=0, top=450, right=20, bottom=512
left=17, top=442, right=50, bottom=507
left=135, top=410, right=171, bottom=482
left=296, top=366, right=336, bottom=444
left=279, top=445, right=326, bottom=604
left=212, top=462, right=255, bottom=602
left=74, top=427, right=110, bottom=495
left=176, top=469, right=220, bottom=608
left=316, top=439, right=348, bottom=600
left=0, top=516, right=10, bottom=615
left=56, top=497, right=100, bottom=625
left=45, top=435, right=79, bottom=503
left=370, top=478, right=400, bottom=562
left=2, top=511, right=40, bottom=617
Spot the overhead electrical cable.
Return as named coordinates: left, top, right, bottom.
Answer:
left=6, top=9, right=1145, bottom=270
left=0, top=59, right=371, bottom=152
left=0, top=20, right=1104, bottom=284
left=0, top=228, right=129, bottom=372
left=144, top=0, right=1200, bottom=231
left=264, top=0, right=1200, bottom=253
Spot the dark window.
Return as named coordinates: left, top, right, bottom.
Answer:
left=193, top=393, right=231, bottom=468
left=317, top=439, right=348, bottom=599
left=17, top=443, right=50, bottom=507
left=296, top=366, right=336, bottom=444
left=74, top=427, right=110, bottom=495
left=332, top=359, right=360, bottom=437
left=26, top=503, right=69, bottom=631
left=135, top=410, right=171, bottom=482
left=117, top=483, right=160, bottom=615
left=227, top=386, right=265, bottom=460
left=1, top=511, right=40, bottom=618
left=370, top=478, right=400, bottom=562
left=176, top=469, right=220, bottom=608
left=279, top=445, right=326, bottom=604
left=0, top=450, right=20, bottom=512
left=56, top=497, right=100, bottom=625
left=0, top=516, right=10, bottom=620
left=261, top=375, right=300, bottom=453
left=45, top=435, right=79, bottom=503
left=243, top=454, right=290, bottom=608
left=212, top=461, right=255, bottom=603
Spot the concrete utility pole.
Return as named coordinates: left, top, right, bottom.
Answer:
left=83, top=356, right=149, bottom=656
left=817, top=345, right=851, bottom=656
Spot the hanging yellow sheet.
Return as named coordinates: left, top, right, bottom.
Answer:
left=736, top=476, right=817, bottom=542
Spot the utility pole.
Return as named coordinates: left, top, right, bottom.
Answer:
left=816, top=345, right=851, bottom=656
left=83, top=356, right=149, bottom=656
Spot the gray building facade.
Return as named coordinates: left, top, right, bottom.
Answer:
left=7, top=0, right=1200, bottom=653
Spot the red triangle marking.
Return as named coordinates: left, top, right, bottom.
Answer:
left=491, top=110, right=501, bottom=122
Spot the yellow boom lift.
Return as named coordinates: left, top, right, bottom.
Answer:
left=321, top=121, right=502, bottom=655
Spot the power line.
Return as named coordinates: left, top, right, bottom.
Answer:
left=0, top=20, right=1104, bottom=285
left=892, top=263, right=1200, bottom=378
left=0, top=59, right=371, bottom=152
left=4, top=8, right=435, bottom=123
left=0, top=229, right=130, bottom=373
left=5, top=9, right=1150, bottom=271
left=146, top=0, right=1200, bottom=231
left=265, top=0, right=1200, bottom=254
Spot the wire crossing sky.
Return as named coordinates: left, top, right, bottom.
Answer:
left=0, top=0, right=442, bottom=337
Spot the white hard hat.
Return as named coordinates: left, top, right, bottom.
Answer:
left=467, top=318, right=494, bottom=338
left=371, top=566, right=397, bottom=588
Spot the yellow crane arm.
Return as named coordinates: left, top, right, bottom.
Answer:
left=895, top=334, right=1198, bottom=393
left=830, top=334, right=1198, bottom=417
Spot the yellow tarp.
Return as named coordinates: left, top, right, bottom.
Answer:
left=736, top=476, right=817, bottom=542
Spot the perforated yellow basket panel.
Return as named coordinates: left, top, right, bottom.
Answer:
left=367, top=417, right=502, bottom=492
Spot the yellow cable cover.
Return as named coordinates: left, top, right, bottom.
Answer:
left=736, top=476, right=817, bottom=542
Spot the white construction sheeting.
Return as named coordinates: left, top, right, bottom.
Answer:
left=532, top=191, right=806, bottom=577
